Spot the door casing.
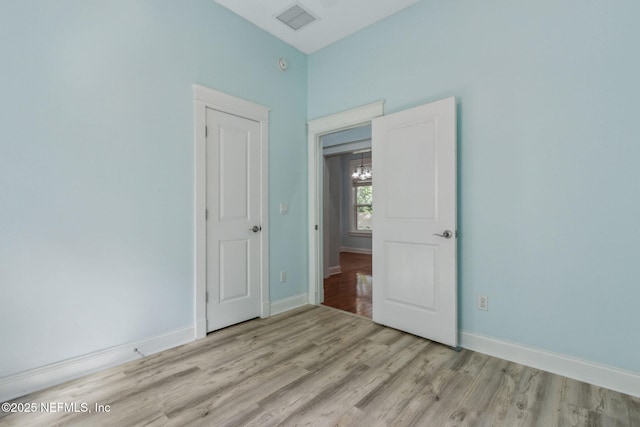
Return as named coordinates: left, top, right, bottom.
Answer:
left=194, top=85, right=270, bottom=339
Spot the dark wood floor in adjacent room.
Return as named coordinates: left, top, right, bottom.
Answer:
left=322, top=252, right=372, bottom=318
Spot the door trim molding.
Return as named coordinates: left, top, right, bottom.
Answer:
left=307, top=102, right=384, bottom=305
left=193, top=84, right=270, bottom=339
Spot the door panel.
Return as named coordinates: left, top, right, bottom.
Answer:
left=219, top=239, right=249, bottom=302
left=207, top=109, right=262, bottom=332
left=385, top=122, right=437, bottom=220
left=384, top=241, right=437, bottom=311
left=372, top=97, right=457, bottom=347
left=219, top=128, right=249, bottom=220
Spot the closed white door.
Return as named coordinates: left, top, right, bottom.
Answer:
left=372, top=97, right=457, bottom=347
left=206, top=108, right=262, bottom=332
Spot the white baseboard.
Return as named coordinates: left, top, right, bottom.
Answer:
left=340, top=247, right=372, bottom=255
left=328, top=265, right=342, bottom=275
left=0, top=326, right=195, bottom=403
left=460, top=331, right=640, bottom=398
left=270, top=293, right=309, bottom=316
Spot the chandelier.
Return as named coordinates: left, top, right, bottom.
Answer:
left=352, top=152, right=372, bottom=181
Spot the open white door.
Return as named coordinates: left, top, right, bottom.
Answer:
left=206, top=108, right=263, bottom=332
left=372, top=97, right=457, bottom=347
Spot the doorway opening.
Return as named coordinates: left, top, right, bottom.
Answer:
left=321, top=129, right=373, bottom=318
left=307, top=101, right=383, bottom=315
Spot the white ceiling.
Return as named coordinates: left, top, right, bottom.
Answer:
left=214, top=0, right=420, bottom=54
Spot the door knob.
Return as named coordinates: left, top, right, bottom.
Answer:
left=250, top=225, right=262, bottom=233
left=433, top=230, right=453, bottom=239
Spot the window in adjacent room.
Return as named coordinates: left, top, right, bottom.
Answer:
left=350, top=156, right=372, bottom=234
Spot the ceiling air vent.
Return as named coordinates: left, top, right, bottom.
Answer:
left=276, top=4, right=317, bottom=31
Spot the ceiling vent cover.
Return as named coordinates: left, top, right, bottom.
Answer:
left=276, top=4, right=317, bottom=31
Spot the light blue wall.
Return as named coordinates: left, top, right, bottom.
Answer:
left=323, top=156, right=342, bottom=272
left=309, top=0, right=640, bottom=373
left=0, top=0, right=307, bottom=377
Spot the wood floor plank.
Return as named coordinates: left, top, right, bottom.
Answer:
left=232, top=306, right=335, bottom=344
left=393, top=368, right=473, bottom=427
left=458, top=355, right=510, bottom=410
left=448, top=347, right=491, bottom=376
left=626, top=393, right=640, bottom=426
left=274, top=341, right=436, bottom=426
left=164, top=364, right=309, bottom=426
left=365, top=334, right=427, bottom=369
left=601, top=387, right=636, bottom=426
left=557, top=376, right=592, bottom=427
left=272, top=364, right=372, bottom=426
left=500, top=366, right=549, bottom=426
left=291, top=321, right=381, bottom=371
left=367, top=326, right=406, bottom=346
left=2, top=305, right=639, bottom=427
left=257, top=339, right=386, bottom=420
left=331, top=407, right=388, bottom=427
left=356, top=343, right=452, bottom=424
left=472, top=361, right=525, bottom=426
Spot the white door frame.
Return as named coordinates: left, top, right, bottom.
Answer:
left=194, top=84, right=270, bottom=339
left=307, top=101, right=384, bottom=305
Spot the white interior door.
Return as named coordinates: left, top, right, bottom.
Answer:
left=372, top=97, right=457, bottom=347
left=206, top=108, right=262, bottom=332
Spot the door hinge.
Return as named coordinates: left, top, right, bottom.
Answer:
left=206, top=292, right=209, bottom=303
left=205, top=209, right=208, bottom=220
left=205, top=126, right=208, bottom=137
left=315, top=225, right=318, bottom=230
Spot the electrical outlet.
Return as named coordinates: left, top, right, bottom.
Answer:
left=478, top=295, right=488, bottom=311
left=280, top=271, right=287, bottom=283
left=279, top=203, right=289, bottom=214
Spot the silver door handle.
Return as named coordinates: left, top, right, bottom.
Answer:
left=250, top=225, right=262, bottom=233
left=433, top=230, right=453, bottom=239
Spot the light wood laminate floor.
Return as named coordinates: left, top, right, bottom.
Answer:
left=2, top=306, right=639, bottom=427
